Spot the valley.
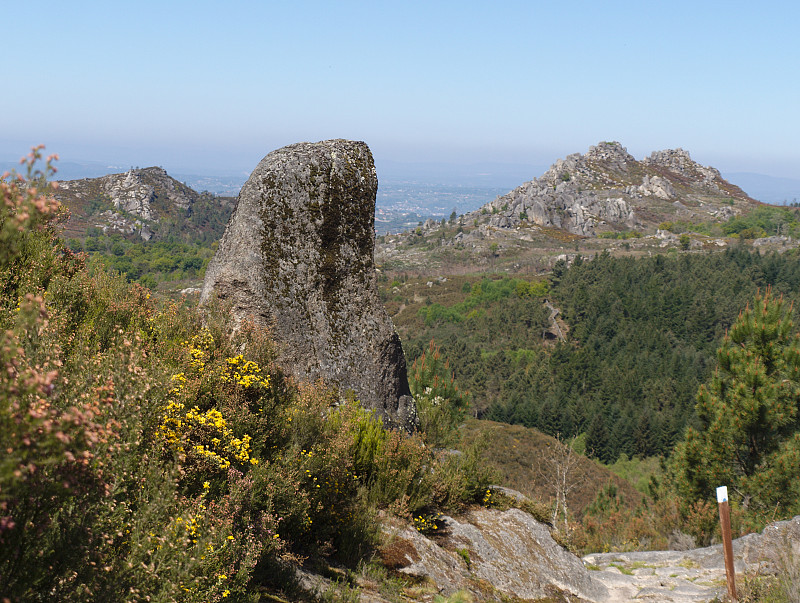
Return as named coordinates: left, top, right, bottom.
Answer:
left=9, top=141, right=800, bottom=601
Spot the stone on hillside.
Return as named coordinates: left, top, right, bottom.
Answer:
left=384, top=507, right=608, bottom=601
left=200, top=139, right=417, bottom=430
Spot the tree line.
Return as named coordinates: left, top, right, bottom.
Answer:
left=401, top=247, right=800, bottom=460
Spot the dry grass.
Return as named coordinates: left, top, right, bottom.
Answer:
left=459, top=419, right=643, bottom=518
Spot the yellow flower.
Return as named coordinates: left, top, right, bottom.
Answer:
left=222, top=590, right=230, bottom=598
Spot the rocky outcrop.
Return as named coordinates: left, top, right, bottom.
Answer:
left=55, top=166, right=213, bottom=241
left=382, top=507, right=608, bottom=601
left=200, top=139, right=417, bottom=430
left=456, top=141, right=758, bottom=238
left=632, top=174, right=676, bottom=199
left=643, top=148, right=722, bottom=186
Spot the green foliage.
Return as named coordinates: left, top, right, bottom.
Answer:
left=606, top=454, right=664, bottom=494
left=724, top=206, right=800, bottom=238
left=489, top=249, right=800, bottom=459
left=672, top=288, right=800, bottom=517
left=410, top=341, right=470, bottom=448
left=401, top=277, right=552, bottom=421
left=416, top=276, right=549, bottom=327
left=0, top=151, right=493, bottom=600
left=659, top=220, right=714, bottom=235
left=84, top=234, right=214, bottom=285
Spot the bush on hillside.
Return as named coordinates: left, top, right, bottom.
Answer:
left=0, top=149, right=491, bottom=600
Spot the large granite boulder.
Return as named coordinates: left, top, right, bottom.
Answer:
left=200, top=139, right=416, bottom=430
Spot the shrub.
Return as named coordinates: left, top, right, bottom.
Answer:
left=671, top=289, right=800, bottom=519
left=0, top=149, right=497, bottom=599
left=410, top=341, right=470, bottom=448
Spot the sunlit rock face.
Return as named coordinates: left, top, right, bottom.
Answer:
left=200, top=139, right=417, bottom=430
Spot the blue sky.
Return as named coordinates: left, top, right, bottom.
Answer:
left=3, top=0, right=799, bottom=179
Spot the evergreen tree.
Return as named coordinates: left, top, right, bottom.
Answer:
left=586, top=414, right=612, bottom=462
left=672, top=288, right=800, bottom=514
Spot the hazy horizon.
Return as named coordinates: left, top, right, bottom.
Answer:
left=4, top=1, right=799, bottom=183
left=7, top=152, right=797, bottom=207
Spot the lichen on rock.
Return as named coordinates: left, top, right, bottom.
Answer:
left=200, top=139, right=417, bottom=430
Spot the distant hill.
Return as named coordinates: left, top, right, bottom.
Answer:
left=54, top=167, right=235, bottom=244
left=464, top=141, right=759, bottom=236
left=375, top=142, right=800, bottom=275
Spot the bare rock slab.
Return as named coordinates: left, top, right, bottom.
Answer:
left=386, top=507, right=608, bottom=602
left=200, top=139, right=416, bottom=429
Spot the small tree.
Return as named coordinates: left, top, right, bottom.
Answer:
left=672, top=288, right=800, bottom=515
left=410, top=341, right=470, bottom=448
left=535, top=433, right=581, bottom=533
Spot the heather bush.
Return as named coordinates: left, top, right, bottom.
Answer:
left=0, top=149, right=495, bottom=600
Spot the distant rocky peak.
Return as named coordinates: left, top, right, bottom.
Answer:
left=136, top=166, right=169, bottom=178
left=54, top=166, right=213, bottom=242
left=451, top=140, right=757, bottom=239
left=644, top=148, right=722, bottom=183
left=584, top=140, right=636, bottom=166
left=537, top=142, right=637, bottom=188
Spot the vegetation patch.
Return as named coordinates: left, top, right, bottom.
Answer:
left=0, top=151, right=495, bottom=601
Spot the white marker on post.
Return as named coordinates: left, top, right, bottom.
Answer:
left=717, top=485, right=737, bottom=601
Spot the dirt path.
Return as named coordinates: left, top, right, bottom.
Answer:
left=583, top=549, right=728, bottom=602
left=583, top=516, right=800, bottom=602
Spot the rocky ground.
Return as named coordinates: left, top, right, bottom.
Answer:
left=295, top=510, right=800, bottom=602
left=585, top=549, right=731, bottom=602
left=585, top=516, right=800, bottom=602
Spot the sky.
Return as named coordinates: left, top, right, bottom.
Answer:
left=3, top=0, right=799, bottom=180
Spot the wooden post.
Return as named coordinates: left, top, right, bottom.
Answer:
left=717, top=486, right=737, bottom=602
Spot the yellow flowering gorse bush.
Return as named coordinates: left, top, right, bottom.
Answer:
left=221, top=354, right=271, bottom=389
left=155, top=329, right=262, bottom=471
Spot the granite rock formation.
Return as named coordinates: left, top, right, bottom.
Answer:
left=382, top=505, right=608, bottom=601
left=54, top=167, right=232, bottom=242
left=456, top=141, right=758, bottom=237
left=200, top=140, right=417, bottom=430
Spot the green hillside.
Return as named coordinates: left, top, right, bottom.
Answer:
left=387, top=247, right=800, bottom=460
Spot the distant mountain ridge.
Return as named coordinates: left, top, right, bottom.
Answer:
left=724, top=171, right=800, bottom=204
left=462, top=141, right=759, bottom=237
